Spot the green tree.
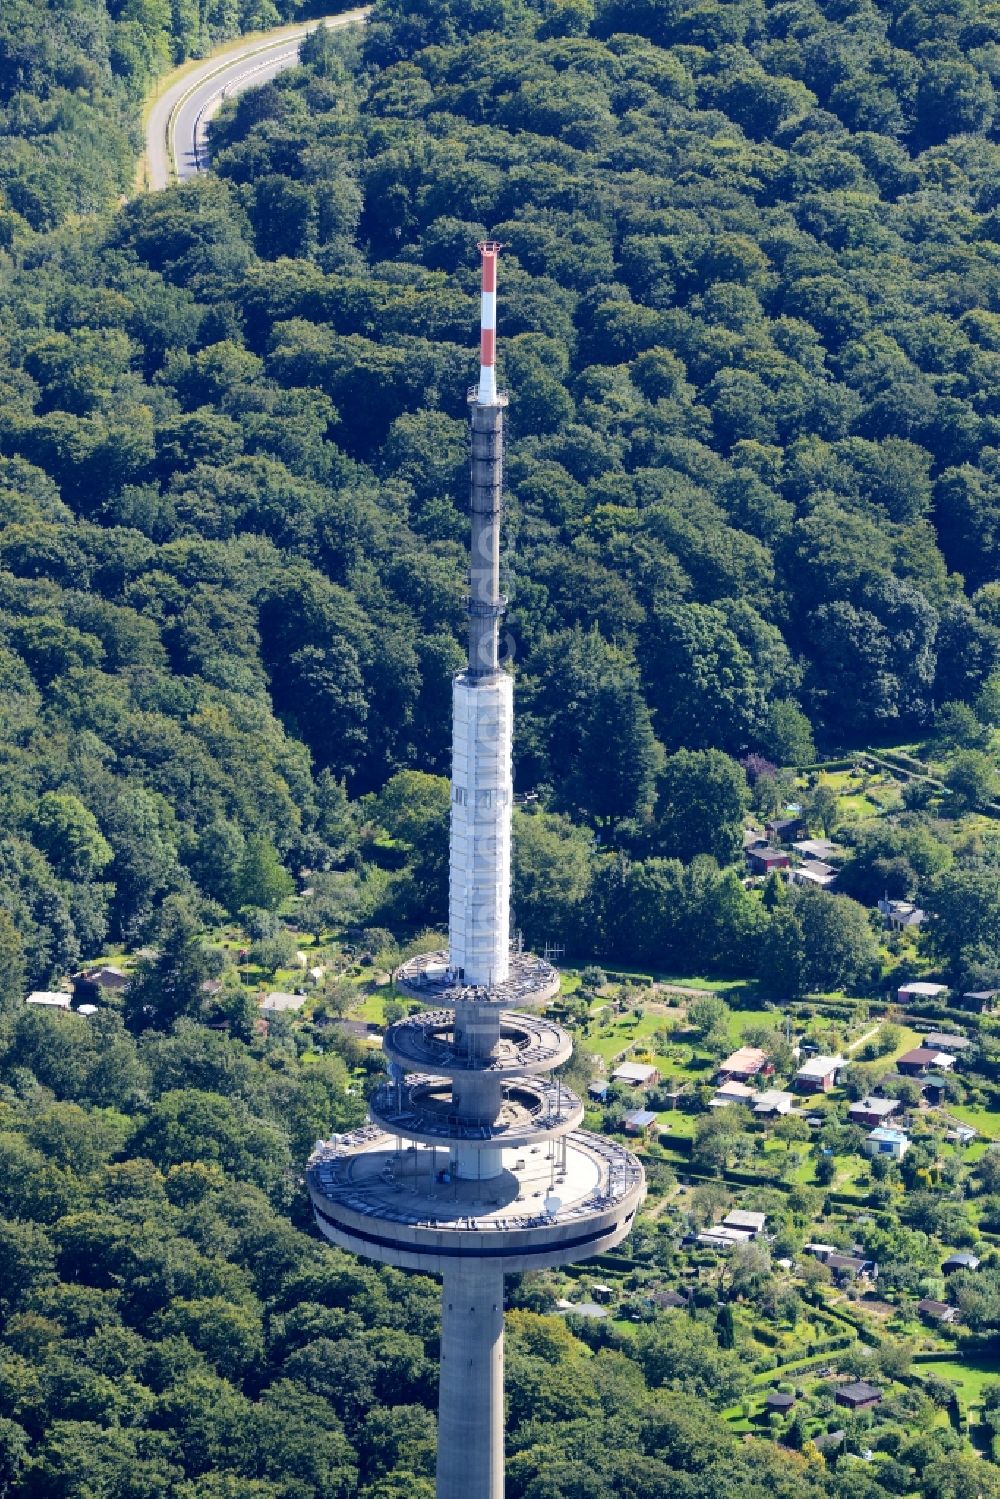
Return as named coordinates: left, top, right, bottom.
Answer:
left=123, top=897, right=215, bottom=1033
left=370, top=771, right=450, bottom=929
left=944, top=751, right=1000, bottom=813
left=686, top=993, right=730, bottom=1041
left=0, top=911, right=26, bottom=1013
left=512, top=809, right=594, bottom=953
left=806, top=783, right=840, bottom=837
left=30, top=792, right=112, bottom=882
left=925, top=866, right=1000, bottom=987
left=236, top=836, right=295, bottom=912
left=655, top=750, right=749, bottom=865
left=568, top=669, right=661, bottom=829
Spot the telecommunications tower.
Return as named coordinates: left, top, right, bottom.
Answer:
left=307, top=244, right=645, bottom=1499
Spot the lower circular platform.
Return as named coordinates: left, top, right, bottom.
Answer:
left=307, top=1127, right=645, bottom=1273
left=394, top=948, right=560, bottom=1009
left=383, top=1009, right=572, bottom=1077
left=367, top=1072, right=583, bottom=1147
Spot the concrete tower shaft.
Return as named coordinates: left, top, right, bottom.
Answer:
left=449, top=243, right=512, bottom=989
left=467, top=400, right=506, bottom=678
left=307, top=242, right=645, bottom=1499
left=448, top=675, right=512, bottom=987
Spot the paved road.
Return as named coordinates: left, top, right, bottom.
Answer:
left=145, top=9, right=369, bottom=190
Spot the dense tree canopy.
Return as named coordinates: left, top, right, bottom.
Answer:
left=0, top=0, right=997, bottom=981
left=0, top=0, right=309, bottom=233
left=0, top=1, right=997, bottom=1496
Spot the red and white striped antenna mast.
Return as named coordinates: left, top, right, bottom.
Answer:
left=477, top=240, right=501, bottom=405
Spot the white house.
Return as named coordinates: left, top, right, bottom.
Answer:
left=864, top=1127, right=909, bottom=1160
left=752, top=1089, right=795, bottom=1116
left=722, top=1209, right=766, bottom=1238
left=709, top=1080, right=756, bottom=1108
left=260, top=991, right=307, bottom=1015
left=795, top=1055, right=845, bottom=1093
left=897, top=980, right=948, bottom=1004
left=26, top=991, right=72, bottom=1010
left=611, top=1061, right=660, bottom=1089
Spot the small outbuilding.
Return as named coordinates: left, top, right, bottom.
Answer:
left=922, top=1032, right=972, bottom=1054
left=623, top=1108, right=658, bottom=1138
left=794, top=1055, right=845, bottom=1093
left=764, top=1390, right=796, bottom=1413
left=718, top=1047, right=771, bottom=1082
left=896, top=981, right=948, bottom=1005
left=788, top=860, right=838, bottom=890
left=793, top=838, right=841, bottom=861
left=825, top=1251, right=878, bottom=1280
left=766, top=815, right=807, bottom=843
left=26, top=991, right=72, bottom=1010
left=836, top=1380, right=882, bottom=1411
left=588, top=1080, right=610, bottom=1102
left=963, top=990, right=999, bottom=1014
left=722, top=1210, right=766, bottom=1238
left=650, top=1289, right=687, bottom=1310
left=942, top=1252, right=980, bottom=1273
left=612, top=1061, right=660, bottom=1089
left=864, top=1126, right=909, bottom=1160
left=753, top=1089, right=795, bottom=1116
left=710, top=1080, right=756, bottom=1108
left=878, top=899, right=926, bottom=931
left=747, top=848, right=790, bottom=876
left=260, top=991, right=307, bottom=1015
left=848, top=1096, right=900, bottom=1128
left=78, top=965, right=129, bottom=993
left=897, top=1047, right=955, bottom=1077
left=917, top=1299, right=958, bottom=1326
left=695, top=1227, right=748, bottom=1249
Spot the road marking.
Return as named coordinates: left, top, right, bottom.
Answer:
left=165, top=33, right=310, bottom=180
left=189, top=47, right=300, bottom=171
left=151, top=9, right=371, bottom=186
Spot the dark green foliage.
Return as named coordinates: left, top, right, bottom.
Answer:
left=0, top=0, right=998, bottom=1010
left=0, top=0, right=303, bottom=233
left=123, top=898, right=218, bottom=1033
left=758, top=887, right=879, bottom=998
left=5, top=0, right=1000, bottom=983
left=655, top=750, right=750, bottom=865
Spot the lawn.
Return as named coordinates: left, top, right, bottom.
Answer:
left=884, top=1024, right=925, bottom=1059
left=653, top=1110, right=698, bottom=1139
left=727, top=1007, right=780, bottom=1041
left=947, top=1103, right=1000, bottom=1141
left=346, top=980, right=393, bottom=1024
left=795, top=764, right=907, bottom=825
left=585, top=1012, right=665, bottom=1064
left=915, top=1354, right=1000, bottom=1417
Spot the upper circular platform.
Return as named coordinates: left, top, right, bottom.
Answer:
left=307, top=1126, right=645, bottom=1274
left=368, top=1072, right=583, bottom=1148
left=383, top=1009, right=572, bottom=1078
left=394, top=948, right=561, bottom=1009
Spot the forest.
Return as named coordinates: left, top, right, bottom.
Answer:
left=0, top=0, right=311, bottom=231
left=0, top=0, right=999, bottom=1491
left=0, top=0, right=997, bottom=991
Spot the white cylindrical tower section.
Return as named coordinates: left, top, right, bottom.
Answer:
left=477, top=242, right=498, bottom=405
left=449, top=672, right=512, bottom=988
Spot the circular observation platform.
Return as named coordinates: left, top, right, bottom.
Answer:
left=307, top=1126, right=645, bottom=1274
left=368, top=1073, right=583, bottom=1148
left=394, top=949, right=561, bottom=1009
left=383, top=1009, right=572, bottom=1078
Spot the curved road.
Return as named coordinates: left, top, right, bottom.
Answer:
left=145, top=8, right=369, bottom=190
